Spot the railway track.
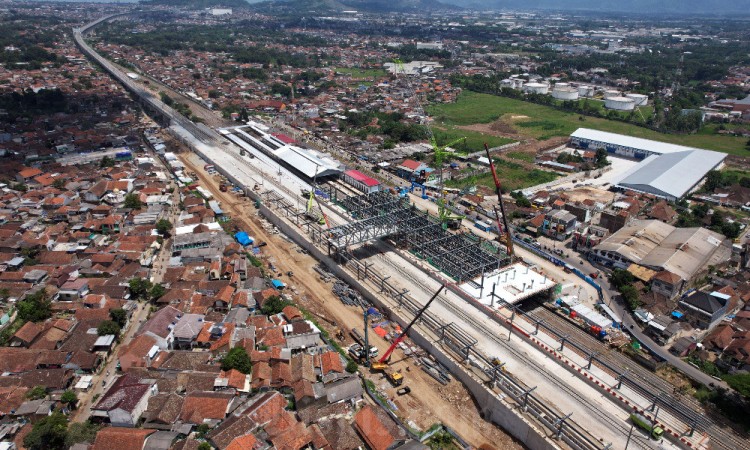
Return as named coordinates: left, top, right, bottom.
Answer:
left=520, top=304, right=749, bottom=450
left=372, top=253, right=655, bottom=450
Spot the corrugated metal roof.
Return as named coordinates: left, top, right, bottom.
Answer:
left=615, top=150, right=726, bottom=199
left=571, top=128, right=704, bottom=155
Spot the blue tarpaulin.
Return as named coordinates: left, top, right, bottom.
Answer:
left=234, top=232, right=253, bottom=247
left=272, top=279, right=285, bottom=289
left=671, top=311, right=684, bottom=319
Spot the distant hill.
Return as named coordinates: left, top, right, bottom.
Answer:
left=443, top=0, right=750, bottom=14
left=253, top=0, right=459, bottom=13
left=140, top=0, right=251, bottom=8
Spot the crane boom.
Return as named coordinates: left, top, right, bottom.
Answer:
left=379, top=285, right=445, bottom=363
left=484, top=143, right=515, bottom=257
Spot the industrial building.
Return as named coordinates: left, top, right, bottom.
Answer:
left=590, top=219, right=732, bottom=284
left=614, top=149, right=726, bottom=200
left=604, top=96, right=635, bottom=111
left=570, top=128, right=718, bottom=159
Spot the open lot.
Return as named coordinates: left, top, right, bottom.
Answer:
left=428, top=91, right=748, bottom=155
left=334, top=67, right=388, bottom=79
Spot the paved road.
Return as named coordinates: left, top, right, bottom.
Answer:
left=72, top=181, right=181, bottom=422
left=533, top=235, right=728, bottom=389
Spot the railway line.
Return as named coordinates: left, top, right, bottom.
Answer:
left=519, top=304, right=748, bottom=450
left=371, top=251, right=656, bottom=450
left=75, top=13, right=748, bottom=450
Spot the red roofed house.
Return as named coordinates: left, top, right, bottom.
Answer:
left=91, top=373, right=155, bottom=427
left=91, top=427, right=155, bottom=450
left=342, top=169, right=380, bottom=194
left=353, top=405, right=397, bottom=450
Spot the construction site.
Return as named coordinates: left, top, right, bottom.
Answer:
left=74, top=14, right=750, bottom=450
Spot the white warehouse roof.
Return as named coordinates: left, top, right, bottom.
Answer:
left=615, top=149, right=726, bottom=200
left=571, top=128, right=705, bottom=155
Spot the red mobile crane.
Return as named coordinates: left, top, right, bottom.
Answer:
left=484, top=143, right=515, bottom=258
left=378, top=285, right=445, bottom=364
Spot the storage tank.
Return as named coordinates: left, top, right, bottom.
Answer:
left=603, top=89, right=621, bottom=99
left=626, top=93, right=648, bottom=106
left=605, top=96, right=636, bottom=111
left=552, top=86, right=580, bottom=101
left=577, top=85, right=594, bottom=97
left=523, top=82, right=549, bottom=94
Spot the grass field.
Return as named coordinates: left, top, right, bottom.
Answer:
left=446, top=157, right=560, bottom=191
left=334, top=67, right=387, bottom=79
left=433, top=127, right=515, bottom=154
left=505, top=151, right=535, bottom=162
left=427, top=91, right=748, bottom=155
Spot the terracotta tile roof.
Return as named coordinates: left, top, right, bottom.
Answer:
left=257, top=326, right=285, bottom=348
left=179, top=391, right=233, bottom=423
left=94, top=373, right=152, bottom=414
left=91, top=427, right=155, bottom=450
left=353, top=405, right=396, bottom=450
left=653, top=270, right=682, bottom=284
left=118, top=334, right=157, bottom=372
left=251, top=362, right=272, bottom=390
left=282, top=305, right=304, bottom=322
left=210, top=323, right=235, bottom=352
left=320, top=351, right=344, bottom=375
left=12, top=321, right=43, bottom=346
left=226, top=434, right=258, bottom=450
left=219, top=369, right=248, bottom=391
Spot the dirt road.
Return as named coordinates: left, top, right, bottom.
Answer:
left=178, top=151, right=524, bottom=449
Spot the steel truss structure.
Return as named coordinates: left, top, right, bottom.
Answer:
left=327, top=191, right=510, bottom=282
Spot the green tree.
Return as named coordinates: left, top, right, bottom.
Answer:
left=261, top=295, right=289, bottom=315
left=197, top=443, right=212, bottom=450
left=60, top=390, right=77, bottom=407
left=155, top=219, right=173, bottom=236
left=52, top=178, right=66, bottom=190
left=221, top=347, right=252, bottom=374
left=26, top=385, right=47, bottom=400
left=99, top=156, right=115, bottom=168
left=24, top=412, right=68, bottom=450
left=129, top=277, right=153, bottom=300
left=724, top=373, right=750, bottom=397
left=345, top=360, right=358, bottom=373
left=97, top=320, right=121, bottom=336
left=609, top=269, right=634, bottom=290
left=109, top=308, right=127, bottom=327
left=17, top=289, right=51, bottom=322
left=621, top=285, right=641, bottom=312
left=65, top=422, right=100, bottom=448
left=123, top=193, right=142, bottom=209
left=704, top=170, right=724, bottom=192
left=515, top=196, right=531, bottom=208
left=150, top=283, right=166, bottom=301
left=12, top=182, right=28, bottom=193
left=195, top=423, right=210, bottom=438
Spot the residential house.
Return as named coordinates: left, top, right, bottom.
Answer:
left=651, top=271, right=684, bottom=299
left=91, top=373, right=156, bottom=427
left=91, top=426, right=156, bottom=450
left=58, top=278, right=90, bottom=301
left=172, top=314, right=205, bottom=350
left=679, top=291, right=729, bottom=329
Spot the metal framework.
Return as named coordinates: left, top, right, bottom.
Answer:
left=327, top=191, right=510, bottom=282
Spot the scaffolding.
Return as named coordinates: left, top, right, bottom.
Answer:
left=327, top=191, right=510, bottom=282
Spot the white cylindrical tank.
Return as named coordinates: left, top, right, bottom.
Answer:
left=523, top=82, right=549, bottom=94
left=603, top=89, right=621, bottom=99
left=626, top=93, right=648, bottom=106
left=577, top=85, right=594, bottom=97
left=555, top=82, right=569, bottom=88
left=552, top=86, right=579, bottom=101
left=605, top=96, right=636, bottom=111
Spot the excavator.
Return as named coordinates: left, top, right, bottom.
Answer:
left=370, top=285, right=445, bottom=386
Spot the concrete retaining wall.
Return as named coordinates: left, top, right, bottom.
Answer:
left=256, top=204, right=561, bottom=450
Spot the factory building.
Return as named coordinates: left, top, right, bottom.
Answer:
left=590, top=219, right=732, bottom=285
left=571, top=128, right=717, bottom=159
left=614, top=149, right=726, bottom=200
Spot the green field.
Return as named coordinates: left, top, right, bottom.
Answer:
left=427, top=91, right=748, bottom=155
left=334, top=67, right=387, bottom=79
left=433, top=127, right=515, bottom=154
left=446, top=157, right=560, bottom=191
left=506, top=151, right=535, bottom=162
